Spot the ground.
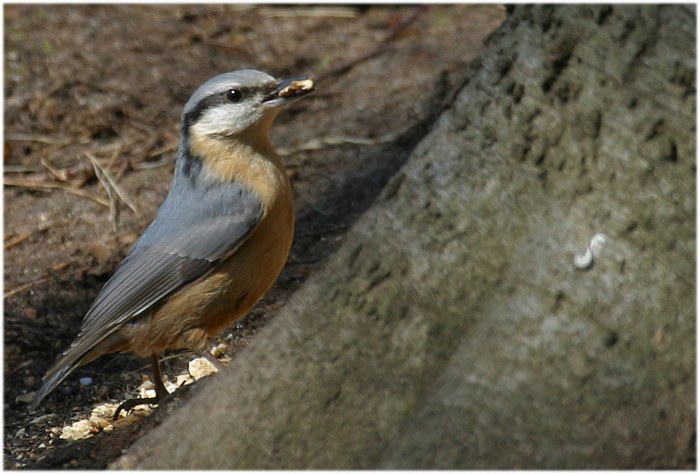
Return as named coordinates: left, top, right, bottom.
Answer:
left=3, top=5, right=505, bottom=469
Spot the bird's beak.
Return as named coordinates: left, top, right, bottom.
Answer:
left=262, top=75, right=315, bottom=108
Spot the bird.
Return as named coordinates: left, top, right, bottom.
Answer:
left=30, top=69, right=315, bottom=419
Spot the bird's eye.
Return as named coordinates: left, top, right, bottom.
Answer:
left=226, top=89, right=242, bottom=103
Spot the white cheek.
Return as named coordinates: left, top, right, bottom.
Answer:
left=193, top=104, right=254, bottom=136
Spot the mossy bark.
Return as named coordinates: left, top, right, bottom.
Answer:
left=115, top=5, right=695, bottom=469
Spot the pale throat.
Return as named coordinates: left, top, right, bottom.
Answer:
left=187, top=119, right=290, bottom=210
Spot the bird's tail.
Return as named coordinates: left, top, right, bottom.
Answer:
left=30, top=330, right=124, bottom=411
left=29, top=347, right=89, bottom=411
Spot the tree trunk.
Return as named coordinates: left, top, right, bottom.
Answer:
left=115, top=5, right=695, bottom=469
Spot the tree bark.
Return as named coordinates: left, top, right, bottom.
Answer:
left=115, top=5, right=695, bottom=469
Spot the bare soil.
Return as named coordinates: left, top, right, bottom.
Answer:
left=3, top=5, right=505, bottom=469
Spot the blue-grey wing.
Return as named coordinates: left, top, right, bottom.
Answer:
left=77, top=179, right=263, bottom=339
left=30, top=169, right=265, bottom=410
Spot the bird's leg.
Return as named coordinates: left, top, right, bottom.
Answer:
left=112, top=354, right=168, bottom=421
left=150, top=353, right=170, bottom=399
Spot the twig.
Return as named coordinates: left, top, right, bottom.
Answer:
left=4, top=219, right=63, bottom=250
left=41, top=157, right=69, bottom=182
left=86, top=153, right=140, bottom=229
left=4, top=133, right=74, bottom=145
left=4, top=177, right=110, bottom=208
left=258, top=6, right=359, bottom=18
left=40, top=157, right=95, bottom=185
left=132, top=156, right=173, bottom=170
left=107, top=147, right=127, bottom=182
left=90, top=155, right=119, bottom=227
left=147, top=141, right=178, bottom=159
left=95, top=139, right=139, bottom=155
left=5, top=133, right=93, bottom=157
left=277, top=130, right=403, bottom=156
left=4, top=232, right=33, bottom=250
left=318, top=6, right=426, bottom=82
left=4, top=264, right=92, bottom=299
left=3, top=165, right=41, bottom=174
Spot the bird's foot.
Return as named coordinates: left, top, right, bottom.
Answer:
left=112, top=394, right=164, bottom=421
left=113, top=353, right=169, bottom=421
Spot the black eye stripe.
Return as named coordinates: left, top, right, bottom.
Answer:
left=184, top=87, right=256, bottom=127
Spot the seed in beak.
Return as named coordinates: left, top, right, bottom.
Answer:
left=278, top=78, right=315, bottom=97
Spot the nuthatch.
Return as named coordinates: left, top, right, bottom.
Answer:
left=31, top=69, right=314, bottom=418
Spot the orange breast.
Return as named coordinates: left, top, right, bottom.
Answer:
left=121, top=177, right=294, bottom=357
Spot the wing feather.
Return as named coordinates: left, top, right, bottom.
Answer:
left=77, top=182, right=263, bottom=339
left=48, top=180, right=260, bottom=370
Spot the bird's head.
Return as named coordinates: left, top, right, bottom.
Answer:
left=182, top=69, right=314, bottom=143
